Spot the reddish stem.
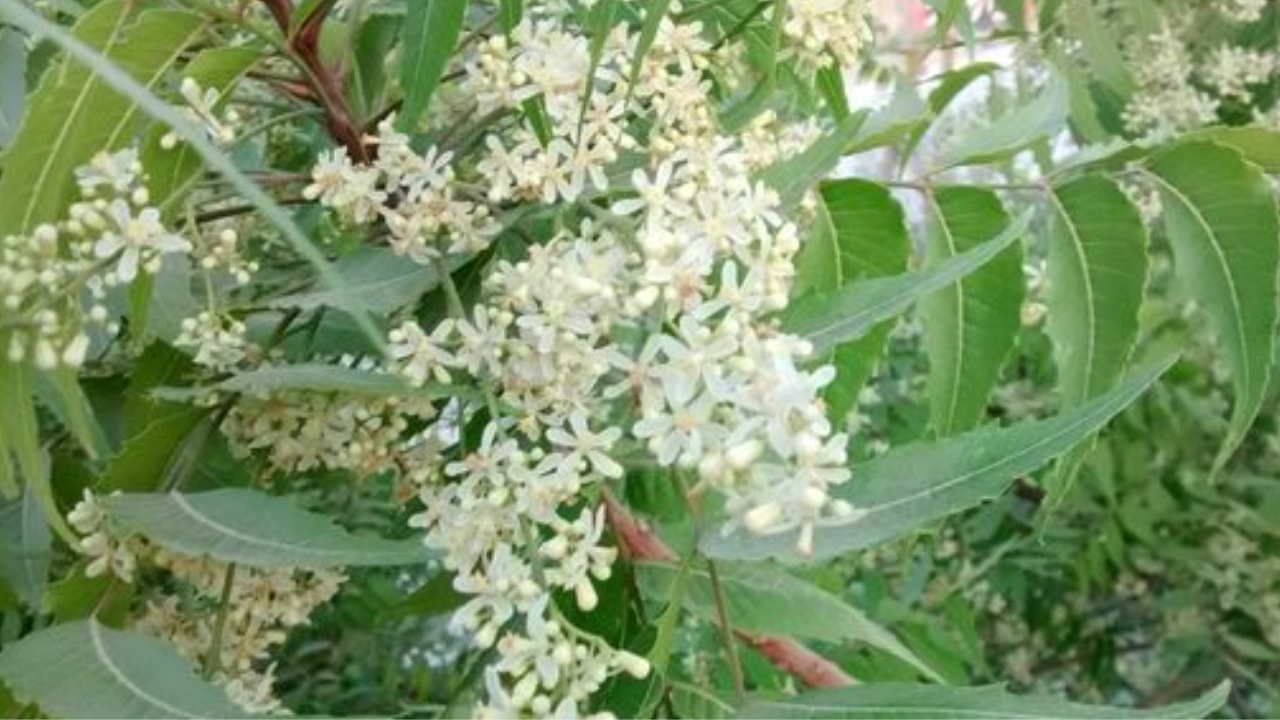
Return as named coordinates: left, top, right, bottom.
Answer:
left=601, top=489, right=856, bottom=689
left=257, top=0, right=370, bottom=162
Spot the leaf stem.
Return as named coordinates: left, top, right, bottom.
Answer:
left=204, top=562, right=237, bottom=679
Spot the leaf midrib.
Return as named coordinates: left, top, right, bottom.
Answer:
left=1143, top=169, right=1255, bottom=406
left=88, top=622, right=201, bottom=719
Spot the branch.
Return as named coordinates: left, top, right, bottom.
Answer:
left=601, top=490, right=856, bottom=690
left=256, top=0, right=370, bottom=162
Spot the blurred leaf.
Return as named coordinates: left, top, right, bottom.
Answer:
left=398, top=0, right=468, bottom=129
left=636, top=561, right=941, bottom=682
left=760, top=110, right=870, bottom=210
left=0, top=2, right=204, bottom=236
left=736, top=680, right=1230, bottom=719
left=103, top=488, right=433, bottom=569
left=0, top=620, right=246, bottom=719
left=937, top=67, right=1069, bottom=168
left=0, top=486, right=51, bottom=608
left=267, top=246, right=458, bottom=314
left=0, top=27, right=26, bottom=148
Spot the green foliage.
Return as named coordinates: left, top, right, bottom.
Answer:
left=921, top=187, right=1024, bottom=437
left=737, top=681, right=1231, bottom=719
left=102, top=489, right=432, bottom=569
left=2, top=0, right=1280, bottom=717
left=0, top=620, right=246, bottom=718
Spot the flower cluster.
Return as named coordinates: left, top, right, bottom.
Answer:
left=1121, top=5, right=1279, bottom=137
left=305, top=120, right=500, bottom=264
left=782, top=0, right=873, bottom=75
left=160, top=76, right=244, bottom=149
left=298, top=3, right=878, bottom=715
left=0, top=148, right=188, bottom=369
left=221, top=383, right=439, bottom=478
left=137, top=552, right=344, bottom=714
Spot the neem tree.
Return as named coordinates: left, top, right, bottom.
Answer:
left=0, top=0, right=1275, bottom=717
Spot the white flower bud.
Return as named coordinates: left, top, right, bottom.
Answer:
left=615, top=650, right=651, bottom=679
left=743, top=502, right=782, bottom=536
left=574, top=580, right=598, bottom=611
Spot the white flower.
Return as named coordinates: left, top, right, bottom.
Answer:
left=389, top=320, right=458, bottom=385
left=93, top=200, right=190, bottom=283
left=547, top=411, right=623, bottom=478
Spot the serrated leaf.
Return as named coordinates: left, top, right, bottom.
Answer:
left=1042, top=175, right=1148, bottom=504
left=1182, top=126, right=1280, bottom=173
left=398, top=0, right=468, bottom=130
left=636, top=561, right=941, bottom=682
left=736, top=680, right=1230, bottom=719
left=783, top=210, right=1029, bottom=356
left=0, top=2, right=204, bottom=236
left=102, top=488, right=433, bottom=568
left=921, top=187, right=1024, bottom=436
left=795, top=180, right=910, bottom=420
left=1147, top=141, right=1280, bottom=471
left=936, top=66, right=1069, bottom=168
left=701, top=353, right=1176, bottom=563
left=0, top=486, right=52, bottom=608
left=0, top=620, right=246, bottom=719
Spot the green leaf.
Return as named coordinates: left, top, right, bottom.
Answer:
left=846, top=82, right=928, bottom=155
left=622, top=0, right=674, bottom=110
left=398, top=0, right=468, bottom=130
left=783, top=210, right=1029, bottom=355
left=936, top=66, right=1069, bottom=168
left=0, top=2, right=204, bottom=236
left=1042, top=175, right=1148, bottom=504
left=188, top=362, right=451, bottom=398
left=0, top=0, right=387, bottom=352
left=142, top=46, right=263, bottom=212
left=1065, top=0, right=1134, bottom=96
left=1182, top=126, right=1280, bottom=174
left=636, top=561, right=941, bottom=682
left=797, top=180, right=910, bottom=420
left=266, top=246, right=455, bottom=314
left=0, top=620, right=246, bottom=719
left=701, top=352, right=1176, bottom=562
left=759, top=110, right=870, bottom=210
left=0, top=357, right=73, bottom=543
left=735, top=680, right=1230, bottom=719
left=102, top=488, right=433, bottom=568
left=921, top=187, right=1024, bottom=436
left=35, top=368, right=111, bottom=461
left=498, top=0, right=523, bottom=33
left=0, top=486, right=52, bottom=608
left=1146, top=141, right=1280, bottom=471
left=900, top=62, right=997, bottom=169
left=719, top=0, right=785, bottom=130
left=0, top=27, right=27, bottom=148
left=98, top=407, right=208, bottom=493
